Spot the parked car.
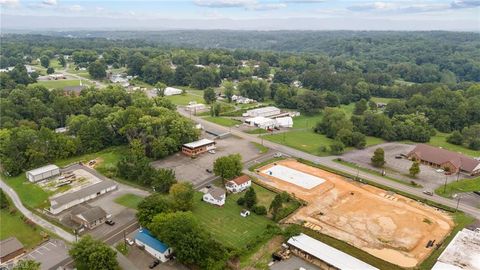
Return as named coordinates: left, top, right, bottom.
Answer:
left=274, top=152, right=283, bottom=158
left=208, top=150, right=216, bottom=154
left=436, top=169, right=445, bottom=173
left=206, top=184, right=212, bottom=189
left=394, top=155, right=402, bottom=159
left=126, top=238, right=134, bottom=246
left=423, top=190, right=434, bottom=196
left=240, top=209, right=251, bottom=217
left=149, top=259, right=160, bottom=269
left=105, top=219, right=115, bottom=226
left=206, top=169, right=212, bottom=173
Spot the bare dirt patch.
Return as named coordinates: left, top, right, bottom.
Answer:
left=258, top=159, right=454, bottom=268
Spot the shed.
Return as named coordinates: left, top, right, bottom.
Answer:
left=135, top=229, right=172, bottom=262
left=275, top=116, right=293, bottom=128
left=26, top=164, right=60, bottom=182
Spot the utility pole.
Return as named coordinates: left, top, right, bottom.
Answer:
left=443, top=175, right=448, bottom=194
left=455, top=194, right=461, bottom=212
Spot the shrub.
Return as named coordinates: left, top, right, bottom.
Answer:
left=252, top=205, right=267, bottom=215
left=236, top=197, right=245, bottom=206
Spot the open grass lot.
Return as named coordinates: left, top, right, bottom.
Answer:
left=191, top=186, right=276, bottom=249
left=435, top=177, right=480, bottom=198
left=427, top=132, right=480, bottom=157
left=114, top=193, right=144, bottom=209
left=251, top=142, right=269, bottom=154
left=166, top=93, right=205, bottom=105
left=0, top=210, right=45, bottom=249
left=32, top=79, right=84, bottom=89
left=265, top=130, right=384, bottom=156
left=203, top=116, right=241, bottom=127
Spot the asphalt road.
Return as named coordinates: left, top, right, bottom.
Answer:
left=179, top=108, right=480, bottom=220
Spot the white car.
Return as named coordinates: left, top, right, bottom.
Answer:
left=240, top=209, right=250, bottom=217
left=273, top=152, right=283, bottom=158
left=436, top=169, right=445, bottom=173
left=126, top=238, right=134, bottom=246
left=208, top=150, right=216, bottom=154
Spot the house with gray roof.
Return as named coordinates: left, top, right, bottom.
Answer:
left=70, top=205, right=108, bottom=229
left=0, top=237, right=24, bottom=263
left=202, top=187, right=226, bottom=206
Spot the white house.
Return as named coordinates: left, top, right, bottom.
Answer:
left=225, top=175, right=251, bottom=193
left=203, top=187, right=226, bottom=206
left=135, top=228, right=172, bottom=263
left=26, top=164, right=60, bottom=183
left=163, top=87, right=183, bottom=96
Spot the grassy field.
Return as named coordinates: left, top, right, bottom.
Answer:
left=435, top=177, right=480, bottom=198
left=427, top=132, right=480, bottom=157
left=203, top=116, right=241, bottom=127
left=32, top=80, right=85, bottom=89
left=166, top=93, right=205, bottom=105
left=251, top=142, right=269, bottom=154
left=114, top=194, right=144, bottom=209
left=245, top=128, right=269, bottom=134
left=0, top=209, right=45, bottom=249
left=191, top=186, right=276, bottom=249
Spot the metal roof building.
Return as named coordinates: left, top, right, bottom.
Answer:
left=432, top=228, right=480, bottom=270
left=26, top=164, right=60, bottom=182
left=135, top=229, right=172, bottom=262
left=287, top=234, right=379, bottom=270
left=243, top=106, right=281, bottom=118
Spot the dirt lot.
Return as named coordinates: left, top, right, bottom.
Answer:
left=151, top=134, right=261, bottom=186
left=341, top=142, right=470, bottom=190
left=258, top=159, right=454, bottom=268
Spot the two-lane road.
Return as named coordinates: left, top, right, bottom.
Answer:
left=180, top=108, right=480, bottom=219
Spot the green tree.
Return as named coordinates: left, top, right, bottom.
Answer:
left=13, top=260, right=40, bottom=270
left=368, top=100, right=377, bottom=111
left=170, top=182, right=194, bottom=211
left=223, top=81, right=234, bottom=102
left=447, top=131, right=463, bottom=145
left=88, top=60, right=106, bottom=79
left=46, top=67, right=55, bottom=74
left=69, top=236, right=118, bottom=270
left=213, top=154, right=242, bottom=182
left=329, top=140, right=345, bottom=155
left=148, top=212, right=228, bottom=269
left=136, top=194, right=173, bottom=226
left=409, top=161, right=420, bottom=178
left=40, top=55, right=50, bottom=68
left=203, top=88, right=216, bottom=104
left=371, top=147, right=386, bottom=167
left=354, top=99, right=368, bottom=115
left=0, top=188, right=9, bottom=209
left=155, top=82, right=167, bottom=97
left=269, top=194, right=283, bottom=220
left=58, top=55, right=66, bottom=67
left=151, top=168, right=177, bottom=193
left=244, top=187, right=257, bottom=209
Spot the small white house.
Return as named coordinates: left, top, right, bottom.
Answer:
left=163, top=87, right=183, bottom=96
left=245, top=117, right=277, bottom=129
left=203, top=187, right=226, bottom=206
left=135, top=228, right=172, bottom=263
left=26, top=164, right=60, bottom=182
left=225, top=175, right=251, bottom=193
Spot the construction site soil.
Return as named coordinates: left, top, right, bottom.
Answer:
left=258, top=159, right=454, bottom=268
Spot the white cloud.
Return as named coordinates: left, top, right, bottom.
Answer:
left=69, top=4, right=83, bottom=12
left=250, top=3, right=287, bottom=11
left=451, top=0, right=480, bottom=9
left=42, top=0, right=57, bottom=6
left=0, top=0, right=19, bottom=7
left=193, top=0, right=257, bottom=8
left=347, top=1, right=450, bottom=13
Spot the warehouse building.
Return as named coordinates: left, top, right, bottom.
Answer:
left=49, top=181, right=117, bottom=215
left=0, top=237, right=24, bottom=264
left=135, top=229, right=172, bottom=262
left=26, top=164, right=60, bottom=183
left=287, top=233, right=378, bottom=270
left=243, top=106, right=281, bottom=118
left=245, top=116, right=277, bottom=129
left=432, top=228, right=480, bottom=270
left=181, top=138, right=216, bottom=157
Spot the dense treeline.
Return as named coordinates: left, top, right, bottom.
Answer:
left=0, top=82, right=198, bottom=176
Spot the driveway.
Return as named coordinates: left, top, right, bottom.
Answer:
left=21, top=239, right=70, bottom=270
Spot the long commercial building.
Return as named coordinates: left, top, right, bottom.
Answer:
left=181, top=138, right=216, bottom=157
left=431, top=228, right=480, bottom=270
left=243, top=106, right=281, bottom=118
left=49, top=181, right=117, bottom=215
left=287, top=233, right=378, bottom=270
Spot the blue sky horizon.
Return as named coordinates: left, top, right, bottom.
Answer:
left=1, top=0, right=479, bottom=31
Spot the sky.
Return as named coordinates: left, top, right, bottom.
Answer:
left=0, top=0, right=479, bottom=31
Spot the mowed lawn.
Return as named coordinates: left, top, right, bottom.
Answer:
left=32, top=80, right=84, bottom=89
left=166, top=93, right=205, bottom=105
left=0, top=210, right=45, bottom=249
left=265, top=130, right=384, bottom=156
left=427, top=132, right=480, bottom=157
left=191, top=185, right=276, bottom=249
left=114, top=194, right=144, bottom=209
left=435, top=177, right=480, bottom=198
left=203, top=116, right=242, bottom=127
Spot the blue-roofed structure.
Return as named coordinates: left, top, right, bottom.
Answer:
left=134, top=228, right=172, bottom=262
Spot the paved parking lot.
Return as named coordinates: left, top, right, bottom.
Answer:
left=270, top=256, right=320, bottom=270
left=21, top=239, right=70, bottom=270
left=341, top=142, right=470, bottom=190
left=151, top=135, right=262, bottom=186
